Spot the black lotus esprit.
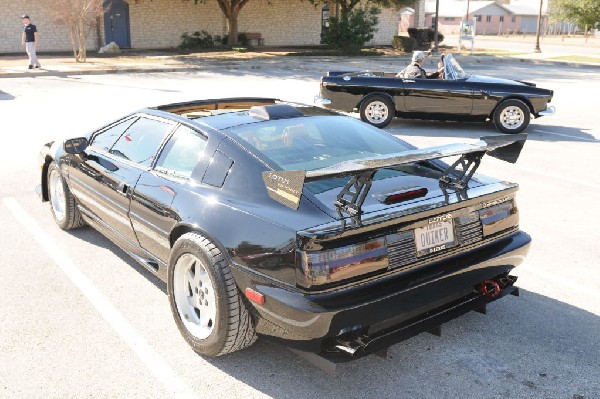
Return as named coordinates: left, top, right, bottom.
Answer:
left=38, top=98, right=531, bottom=368
left=316, top=54, right=554, bottom=134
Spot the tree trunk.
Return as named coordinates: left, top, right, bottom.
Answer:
left=227, top=13, right=239, bottom=45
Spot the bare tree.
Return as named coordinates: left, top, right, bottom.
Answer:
left=194, top=0, right=253, bottom=45
left=50, top=0, right=104, bottom=62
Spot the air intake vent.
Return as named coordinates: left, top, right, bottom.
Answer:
left=249, top=104, right=304, bottom=121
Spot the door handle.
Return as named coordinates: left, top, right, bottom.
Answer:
left=116, top=181, right=129, bottom=196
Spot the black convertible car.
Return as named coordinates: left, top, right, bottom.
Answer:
left=38, top=98, right=531, bottom=369
left=316, top=54, right=554, bottom=133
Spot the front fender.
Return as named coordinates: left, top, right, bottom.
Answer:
left=39, top=140, right=69, bottom=202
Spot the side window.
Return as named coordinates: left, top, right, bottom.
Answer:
left=155, top=125, right=207, bottom=178
left=90, top=118, right=137, bottom=152
left=109, top=117, right=174, bottom=167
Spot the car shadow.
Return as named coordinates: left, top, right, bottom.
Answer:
left=201, top=289, right=599, bottom=398
left=0, top=90, right=15, bottom=101
left=61, top=225, right=598, bottom=397
left=385, top=119, right=598, bottom=143
left=66, top=226, right=167, bottom=294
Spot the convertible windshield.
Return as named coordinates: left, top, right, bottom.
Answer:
left=225, top=116, right=412, bottom=171
left=446, top=54, right=469, bottom=80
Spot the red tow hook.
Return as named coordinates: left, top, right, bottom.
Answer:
left=479, top=280, right=501, bottom=299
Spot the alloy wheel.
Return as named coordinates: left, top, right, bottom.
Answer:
left=49, top=168, right=66, bottom=222
left=499, top=105, right=525, bottom=130
left=173, top=253, right=217, bottom=340
left=365, top=101, right=389, bottom=124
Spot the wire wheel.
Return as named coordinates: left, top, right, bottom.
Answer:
left=173, top=253, right=217, bottom=340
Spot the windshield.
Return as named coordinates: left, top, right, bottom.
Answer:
left=225, top=116, right=412, bottom=171
left=445, top=54, right=469, bottom=80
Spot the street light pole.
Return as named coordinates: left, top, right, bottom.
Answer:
left=466, top=0, right=470, bottom=19
left=534, top=0, right=543, bottom=53
left=433, top=0, right=440, bottom=54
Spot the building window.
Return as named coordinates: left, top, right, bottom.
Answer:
left=475, top=15, right=482, bottom=22
left=486, top=15, right=491, bottom=22
left=431, top=16, right=437, bottom=28
left=444, top=17, right=456, bottom=21
left=499, top=16, right=504, bottom=22
left=512, top=15, right=516, bottom=23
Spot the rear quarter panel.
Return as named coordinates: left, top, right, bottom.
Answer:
left=321, top=75, right=404, bottom=112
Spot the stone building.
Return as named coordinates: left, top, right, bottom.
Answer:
left=0, top=0, right=404, bottom=54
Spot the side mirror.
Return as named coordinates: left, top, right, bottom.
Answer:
left=64, top=137, right=88, bottom=154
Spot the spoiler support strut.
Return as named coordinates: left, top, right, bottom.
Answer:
left=439, top=151, right=484, bottom=190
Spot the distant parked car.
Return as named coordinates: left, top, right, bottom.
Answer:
left=316, top=54, right=555, bottom=133
left=38, top=98, right=530, bottom=370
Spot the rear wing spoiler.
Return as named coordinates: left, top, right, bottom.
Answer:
left=262, top=134, right=527, bottom=212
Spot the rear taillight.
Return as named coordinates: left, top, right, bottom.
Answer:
left=479, top=199, right=518, bottom=236
left=297, top=238, right=388, bottom=288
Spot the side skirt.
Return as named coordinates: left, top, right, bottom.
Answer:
left=79, top=206, right=168, bottom=282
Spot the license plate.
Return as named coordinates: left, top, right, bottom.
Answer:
left=414, top=219, right=456, bottom=256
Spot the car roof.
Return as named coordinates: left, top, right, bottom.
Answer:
left=147, top=97, right=339, bottom=131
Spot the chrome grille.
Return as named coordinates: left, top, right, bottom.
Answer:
left=387, top=212, right=483, bottom=270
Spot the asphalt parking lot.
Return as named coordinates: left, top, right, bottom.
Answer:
left=0, top=59, right=599, bottom=399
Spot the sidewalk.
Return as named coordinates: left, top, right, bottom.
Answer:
left=1, top=46, right=599, bottom=78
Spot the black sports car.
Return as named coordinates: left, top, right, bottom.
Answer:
left=316, top=54, right=555, bottom=133
left=38, top=98, right=531, bottom=370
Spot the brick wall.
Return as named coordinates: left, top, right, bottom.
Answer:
left=128, top=0, right=225, bottom=49
left=0, top=0, right=100, bottom=54
left=1, top=0, right=401, bottom=53
left=371, top=8, right=400, bottom=46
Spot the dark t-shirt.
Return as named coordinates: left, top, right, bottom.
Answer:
left=24, top=24, right=37, bottom=43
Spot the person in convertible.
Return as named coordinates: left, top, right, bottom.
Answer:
left=398, top=51, right=444, bottom=79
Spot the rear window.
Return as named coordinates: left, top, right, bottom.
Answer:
left=225, top=116, right=411, bottom=171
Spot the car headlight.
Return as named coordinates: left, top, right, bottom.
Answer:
left=297, top=238, right=388, bottom=288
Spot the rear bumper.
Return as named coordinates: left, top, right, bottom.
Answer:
left=313, top=95, right=332, bottom=106
left=246, top=231, right=531, bottom=355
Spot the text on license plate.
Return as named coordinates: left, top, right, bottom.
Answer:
left=414, top=219, right=455, bottom=255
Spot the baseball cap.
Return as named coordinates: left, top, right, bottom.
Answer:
left=412, top=51, right=425, bottom=62
left=21, top=15, right=30, bottom=19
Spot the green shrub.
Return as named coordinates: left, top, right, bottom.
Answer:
left=392, top=35, right=416, bottom=52
left=179, top=30, right=215, bottom=50
left=221, top=33, right=250, bottom=47
left=321, top=7, right=380, bottom=53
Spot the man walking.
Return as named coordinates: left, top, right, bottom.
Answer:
left=21, top=15, right=41, bottom=69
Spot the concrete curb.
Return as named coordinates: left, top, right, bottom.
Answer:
left=1, top=55, right=599, bottom=78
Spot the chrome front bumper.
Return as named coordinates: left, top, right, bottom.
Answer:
left=538, top=105, right=555, bottom=116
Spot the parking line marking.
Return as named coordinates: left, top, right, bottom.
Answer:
left=532, top=129, right=599, bottom=143
left=2, top=198, right=198, bottom=399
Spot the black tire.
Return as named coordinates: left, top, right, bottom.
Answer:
left=493, top=99, right=530, bottom=134
left=168, top=232, right=256, bottom=356
left=47, top=162, right=86, bottom=230
left=359, top=95, right=395, bottom=129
